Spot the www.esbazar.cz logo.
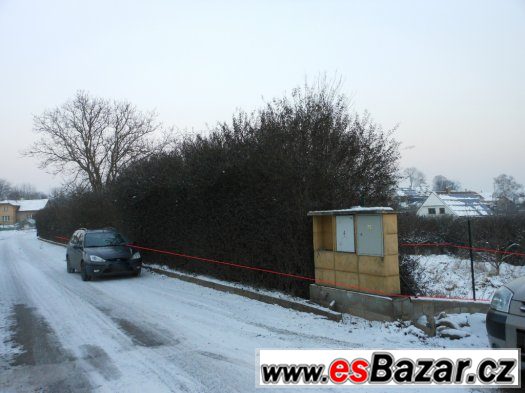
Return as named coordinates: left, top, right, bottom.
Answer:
left=258, top=349, right=520, bottom=387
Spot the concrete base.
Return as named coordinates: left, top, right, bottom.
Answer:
left=408, top=297, right=490, bottom=318
left=310, top=284, right=407, bottom=322
left=310, top=284, right=490, bottom=333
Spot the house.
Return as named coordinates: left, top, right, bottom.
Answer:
left=479, top=191, right=524, bottom=215
left=0, top=199, right=48, bottom=226
left=416, top=191, right=491, bottom=217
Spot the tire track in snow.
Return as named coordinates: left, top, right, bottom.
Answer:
left=0, top=238, right=92, bottom=392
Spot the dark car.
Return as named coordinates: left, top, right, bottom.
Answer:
left=486, top=277, right=525, bottom=370
left=66, top=228, right=142, bottom=281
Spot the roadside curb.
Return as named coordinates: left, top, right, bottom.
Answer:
left=38, top=237, right=67, bottom=247
left=37, top=237, right=342, bottom=322
left=144, top=265, right=342, bottom=322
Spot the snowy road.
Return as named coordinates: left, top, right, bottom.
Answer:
left=0, top=230, right=493, bottom=392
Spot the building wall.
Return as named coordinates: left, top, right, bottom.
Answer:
left=312, top=213, right=400, bottom=295
left=17, top=211, right=37, bottom=222
left=0, top=205, right=41, bottom=225
left=0, top=204, right=18, bottom=225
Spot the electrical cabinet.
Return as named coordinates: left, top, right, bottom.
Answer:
left=309, top=207, right=399, bottom=294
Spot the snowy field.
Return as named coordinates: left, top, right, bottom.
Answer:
left=0, top=230, right=501, bottom=392
left=410, top=254, right=525, bottom=300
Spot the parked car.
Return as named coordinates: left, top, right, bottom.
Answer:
left=486, top=277, right=525, bottom=369
left=66, top=228, right=142, bottom=281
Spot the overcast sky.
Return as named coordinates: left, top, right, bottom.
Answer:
left=0, top=0, right=524, bottom=195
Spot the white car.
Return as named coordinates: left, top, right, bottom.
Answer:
left=486, top=277, right=525, bottom=370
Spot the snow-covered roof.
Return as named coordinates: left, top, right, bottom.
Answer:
left=478, top=192, right=495, bottom=202
left=308, top=206, right=394, bottom=216
left=436, top=193, right=491, bottom=217
left=0, top=199, right=48, bottom=212
left=396, top=187, right=429, bottom=198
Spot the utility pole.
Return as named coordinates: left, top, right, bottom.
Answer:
left=467, top=218, right=476, bottom=301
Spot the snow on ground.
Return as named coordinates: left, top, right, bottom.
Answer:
left=128, top=262, right=492, bottom=350
left=0, top=230, right=498, bottom=392
left=147, top=263, right=337, bottom=312
left=410, top=254, right=525, bottom=300
left=145, top=264, right=489, bottom=351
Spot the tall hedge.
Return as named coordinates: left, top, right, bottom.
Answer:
left=37, top=83, right=400, bottom=296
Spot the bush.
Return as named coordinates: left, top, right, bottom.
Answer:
left=397, top=213, right=525, bottom=265
left=399, top=254, right=426, bottom=296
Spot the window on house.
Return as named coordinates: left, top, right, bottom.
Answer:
left=439, top=208, right=445, bottom=214
left=2, top=207, right=7, bottom=212
left=428, top=208, right=436, bottom=215
left=1, top=216, right=10, bottom=222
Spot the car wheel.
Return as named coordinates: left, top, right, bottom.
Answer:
left=80, top=261, right=91, bottom=281
left=66, top=256, right=74, bottom=273
left=132, top=268, right=141, bottom=277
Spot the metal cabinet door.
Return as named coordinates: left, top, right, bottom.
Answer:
left=356, top=215, right=383, bottom=256
left=336, top=216, right=355, bottom=252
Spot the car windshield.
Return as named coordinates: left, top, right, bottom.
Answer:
left=84, top=232, right=127, bottom=247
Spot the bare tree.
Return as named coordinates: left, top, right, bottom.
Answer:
left=0, top=179, right=11, bottom=200
left=489, top=243, right=520, bottom=275
left=0, top=180, right=45, bottom=200
left=26, top=91, right=171, bottom=192
left=493, top=174, right=523, bottom=203
left=7, top=183, right=47, bottom=199
left=403, top=167, right=426, bottom=189
left=432, top=175, right=460, bottom=192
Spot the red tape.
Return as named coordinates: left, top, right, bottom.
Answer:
left=131, top=244, right=317, bottom=283
left=400, top=242, right=525, bottom=257
left=53, top=235, right=491, bottom=301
